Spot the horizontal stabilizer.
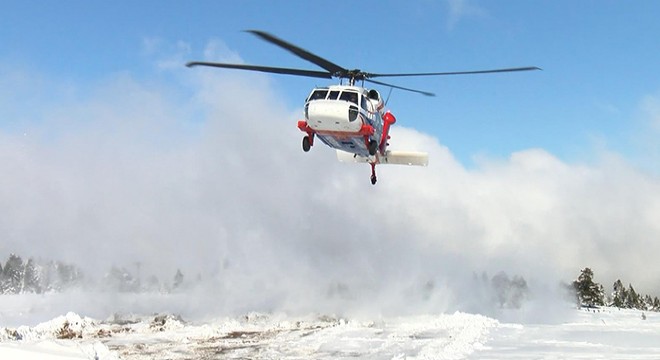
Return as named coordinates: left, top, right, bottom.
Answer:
left=337, top=150, right=428, bottom=166
left=381, top=150, right=429, bottom=166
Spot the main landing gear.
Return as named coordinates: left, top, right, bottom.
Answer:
left=302, top=135, right=313, bottom=152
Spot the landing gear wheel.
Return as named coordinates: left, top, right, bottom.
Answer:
left=368, top=140, right=378, bottom=156
left=302, top=136, right=311, bottom=152
left=370, top=175, right=377, bottom=185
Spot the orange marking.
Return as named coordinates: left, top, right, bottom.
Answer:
left=297, top=120, right=374, bottom=139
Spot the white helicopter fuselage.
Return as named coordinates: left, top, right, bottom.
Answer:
left=298, top=85, right=388, bottom=158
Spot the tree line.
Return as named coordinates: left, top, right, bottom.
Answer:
left=572, top=267, right=660, bottom=311
left=0, top=254, right=83, bottom=294
left=4, top=252, right=658, bottom=313
left=0, top=253, right=186, bottom=295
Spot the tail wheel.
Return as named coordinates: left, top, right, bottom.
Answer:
left=370, top=175, right=377, bottom=185
left=368, top=140, right=378, bottom=156
left=302, top=136, right=311, bottom=152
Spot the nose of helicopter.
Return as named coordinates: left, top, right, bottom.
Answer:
left=306, top=100, right=361, bottom=133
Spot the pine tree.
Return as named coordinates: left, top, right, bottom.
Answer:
left=0, top=262, right=4, bottom=294
left=653, top=297, right=660, bottom=312
left=573, top=268, right=604, bottom=308
left=23, top=258, right=42, bottom=294
left=173, top=269, right=184, bottom=289
left=611, top=279, right=627, bottom=308
left=2, top=254, right=25, bottom=294
left=491, top=272, right=510, bottom=308
left=643, top=295, right=653, bottom=311
left=490, top=272, right=529, bottom=309
left=57, top=262, right=83, bottom=290
left=509, top=275, right=529, bottom=309
left=105, top=266, right=138, bottom=292
left=41, top=261, right=61, bottom=292
left=625, top=284, right=640, bottom=309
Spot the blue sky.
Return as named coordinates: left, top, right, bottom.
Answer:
left=3, top=0, right=660, bottom=166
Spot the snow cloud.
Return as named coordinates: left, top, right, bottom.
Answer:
left=2, top=43, right=660, bottom=321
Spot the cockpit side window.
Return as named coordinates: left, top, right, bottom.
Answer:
left=360, top=95, right=370, bottom=112
left=307, top=90, right=328, bottom=102
left=339, top=91, right=358, bottom=104
left=327, top=90, right=340, bottom=100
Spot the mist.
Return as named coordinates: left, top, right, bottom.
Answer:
left=2, top=52, right=660, bottom=323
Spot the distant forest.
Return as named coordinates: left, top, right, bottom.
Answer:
left=0, top=253, right=185, bottom=295
left=0, top=253, right=530, bottom=309
left=1, top=254, right=658, bottom=314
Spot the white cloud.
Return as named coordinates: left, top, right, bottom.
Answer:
left=2, top=46, right=660, bottom=320
left=141, top=37, right=193, bottom=71
left=640, top=92, right=660, bottom=132
left=202, top=39, right=243, bottom=64
left=445, top=0, right=488, bottom=30
left=627, top=91, right=660, bottom=172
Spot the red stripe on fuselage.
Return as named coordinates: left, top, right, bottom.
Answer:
left=298, top=120, right=374, bottom=139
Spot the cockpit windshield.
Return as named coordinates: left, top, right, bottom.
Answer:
left=307, top=89, right=360, bottom=105
left=339, top=91, right=359, bottom=105
left=307, top=89, right=328, bottom=102
left=327, top=90, right=340, bottom=100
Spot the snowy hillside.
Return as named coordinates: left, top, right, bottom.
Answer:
left=1, top=307, right=659, bottom=359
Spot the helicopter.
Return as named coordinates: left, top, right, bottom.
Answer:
left=187, top=30, right=540, bottom=185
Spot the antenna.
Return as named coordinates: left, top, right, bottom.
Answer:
left=384, top=87, right=394, bottom=106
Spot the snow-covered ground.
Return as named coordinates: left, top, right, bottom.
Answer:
left=475, top=308, right=660, bottom=359
left=1, top=306, right=660, bottom=359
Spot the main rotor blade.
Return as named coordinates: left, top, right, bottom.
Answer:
left=367, top=66, right=542, bottom=78
left=365, top=79, right=435, bottom=97
left=246, top=30, right=347, bottom=75
left=186, top=61, right=333, bottom=79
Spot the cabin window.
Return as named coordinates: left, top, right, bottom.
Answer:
left=308, top=89, right=328, bottom=101
left=339, top=91, right=358, bottom=104
left=327, top=90, right=340, bottom=100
